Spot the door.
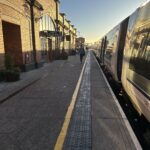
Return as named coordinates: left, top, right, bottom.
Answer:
left=2, top=21, right=23, bottom=66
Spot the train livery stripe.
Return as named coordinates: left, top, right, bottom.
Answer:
left=54, top=53, right=89, bottom=150
left=93, top=53, right=142, bottom=150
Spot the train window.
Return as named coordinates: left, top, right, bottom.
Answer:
left=129, top=28, right=150, bottom=80
left=105, top=31, right=119, bottom=61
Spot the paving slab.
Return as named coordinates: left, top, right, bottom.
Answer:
left=63, top=53, right=92, bottom=150
left=0, top=55, right=85, bottom=150
left=63, top=52, right=139, bottom=150
left=90, top=53, right=138, bottom=150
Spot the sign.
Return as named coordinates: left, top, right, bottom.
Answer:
left=39, top=31, right=62, bottom=37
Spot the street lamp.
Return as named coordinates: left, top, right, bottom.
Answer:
left=67, top=20, right=71, bottom=52
left=55, top=0, right=60, bottom=51
left=30, top=0, right=37, bottom=68
left=60, top=13, right=66, bottom=52
left=25, top=0, right=43, bottom=68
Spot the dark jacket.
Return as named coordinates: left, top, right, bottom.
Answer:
left=79, top=48, right=85, bottom=55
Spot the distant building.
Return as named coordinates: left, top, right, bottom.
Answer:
left=76, top=37, right=85, bottom=49
left=56, top=13, right=77, bottom=53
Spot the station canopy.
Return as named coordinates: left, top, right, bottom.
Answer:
left=40, top=14, right=62, bottom=37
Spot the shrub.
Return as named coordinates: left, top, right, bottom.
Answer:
left=69, top=50, right=76, bottom=55
left=0, top=70, right=5, bottom=82
left=5, top=54, right=14, bottom=70
left=4, top=70, right=20, bottom=82
left=61, top=51, right=68, bottom=60
left=0, top=67, right=20, bottom=82
left=54, top=50, right=61, bottom=60
left=2, top=54, right=21, bottom=82
left=13, top=67, right=21, bottom=73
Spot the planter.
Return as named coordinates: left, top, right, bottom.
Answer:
left=0, top=70, right=5, bottom=82
left=61, top=52, right=68, bottom=60
left=5, top=70, right=20, bottom=82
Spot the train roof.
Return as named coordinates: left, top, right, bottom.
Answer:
left=99, top=0, right=150, bottom=41
left=140, top=0, right=150, bottom=7
left=100, top=16, right=129, bottom=39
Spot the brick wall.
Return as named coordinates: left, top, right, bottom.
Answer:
left=0, top=0, right=57, bottom=68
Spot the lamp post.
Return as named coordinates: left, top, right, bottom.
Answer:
left=67, top=20, right=71, bottom=52
left=26, top=0, right=43, bottom=68
left=60, top=13, right=66, bottom=52
left=55, top=0, right=59, bottom=51
left=74, top=28, right=77, bottom=50
left=29, top=0, right=37, bottom=68
left=23, top=0, right=43, bottom=69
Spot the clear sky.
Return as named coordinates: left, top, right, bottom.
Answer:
left=60, top=0, right=147, bottom=43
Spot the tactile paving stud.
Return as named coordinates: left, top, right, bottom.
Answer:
left=63, top=54, right=92, bottom=150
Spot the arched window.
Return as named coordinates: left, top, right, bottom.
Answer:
left=40, top=14, right=55, bottom=31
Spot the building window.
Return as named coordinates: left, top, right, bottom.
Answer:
left=40, top=14, right=55, bottom=31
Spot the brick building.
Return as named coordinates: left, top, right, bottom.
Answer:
left=0, top=0, right=77, bottom=70
left=56, top=13, right=77, bottom=54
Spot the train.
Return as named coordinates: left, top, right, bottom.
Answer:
left=96, top=1, right=150, bottom=122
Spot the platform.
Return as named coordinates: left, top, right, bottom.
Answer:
left=60, top=52, right=141, bottom=150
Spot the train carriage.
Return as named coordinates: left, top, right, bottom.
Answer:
left=122, top=1, right=150, bottom=121
left=98, top=1, right=150, bottom=122
left=100, top=17, right=129, bottom=82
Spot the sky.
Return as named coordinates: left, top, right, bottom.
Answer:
left=60, top=0, right=148, bottom=43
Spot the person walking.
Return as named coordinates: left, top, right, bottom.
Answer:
left=79, top=45, right=85, bottom=63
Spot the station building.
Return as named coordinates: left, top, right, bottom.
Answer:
left=0, top=0, right=77, bottom=70
left=56, top=13, right=77, bottom=54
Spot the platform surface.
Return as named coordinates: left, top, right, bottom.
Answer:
left=63, top=52, right=139, bottom=150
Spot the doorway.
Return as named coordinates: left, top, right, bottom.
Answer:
left=2, top=21, right=23, bottom=66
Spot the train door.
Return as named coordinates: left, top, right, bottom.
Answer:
left=117, top=17, right=129, bottom=81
